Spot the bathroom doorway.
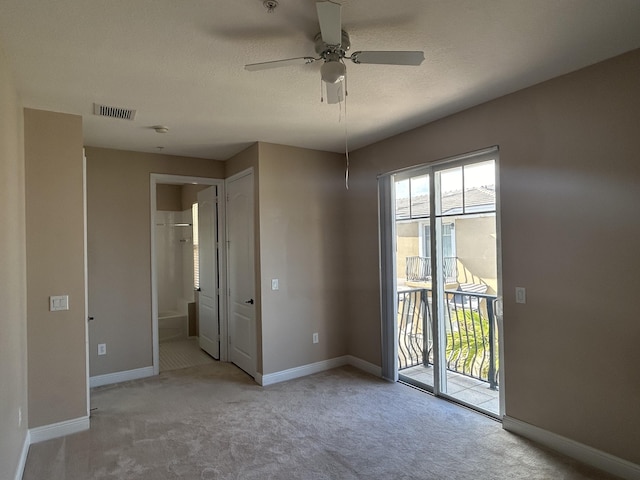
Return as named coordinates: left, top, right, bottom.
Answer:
left=150, top=174, right=226, bottom=374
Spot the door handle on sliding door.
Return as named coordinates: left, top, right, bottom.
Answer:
left=244, top=299, right=254, bottom=305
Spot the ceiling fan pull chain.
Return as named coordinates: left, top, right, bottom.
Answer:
left=345, top=70, right=348, bottom=97
left=320, top=77, right=324, bottom=103
left=345, top=149, right=350, bottom=190
left=344, top=84, right=349, bottom=190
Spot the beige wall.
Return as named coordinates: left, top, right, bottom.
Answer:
left=346, top=49, right=640, bottom=464
left=156, top=184, right=183, bottom=211
left=157, top=183, right=208, bottom=212
left=24, top=109, right=87, bottom=428
left=86, top=147, right=224, bottom=376
left=225, top=143, right=259, bottom=180
left=0, top=45, right=28, bottom=479
left=257, top=143, right=348, bottom=374
left=181, top=184, right=208, bottom=211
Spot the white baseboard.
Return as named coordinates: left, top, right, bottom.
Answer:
left=260, top=356, right=349, bottom=386
left=14, top=430, right=30, bottom=480
left=259, top=355, right=382, bottom=387
left=503, top=416, right=640, bottom=480
left=90, top=366, right=154, bottom=388
left=346, top=355, right=382, bottom=377
left=29, top=416, right=90, bottom=445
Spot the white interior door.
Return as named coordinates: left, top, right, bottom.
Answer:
left=197, top=186, right=219, bottom=359
left=227, top=172, right=256, bottom=377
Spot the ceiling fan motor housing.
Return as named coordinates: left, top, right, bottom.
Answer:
left=314, top=30, right=351, bottom=59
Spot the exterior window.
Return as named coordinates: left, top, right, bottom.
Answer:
left=192, top=202, right=199, bottom=289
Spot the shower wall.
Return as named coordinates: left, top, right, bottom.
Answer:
left=156, top=209, right=194, bottom=315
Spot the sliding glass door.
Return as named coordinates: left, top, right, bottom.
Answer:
left=388, top=148, right=502, bottom=417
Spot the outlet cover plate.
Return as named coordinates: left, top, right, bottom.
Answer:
left=515, top=287, right=526, bottom=304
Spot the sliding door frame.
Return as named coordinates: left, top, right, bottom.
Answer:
left=378, top=146, right=504, bottom=417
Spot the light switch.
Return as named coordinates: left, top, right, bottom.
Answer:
left=50, top=295, right=69, bottom=311
left=515, top=287, right=526, bottom=304
left=271, top=279, right=279, bottom=291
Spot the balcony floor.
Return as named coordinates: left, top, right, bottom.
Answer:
left=400, top=364, right=500, bottom=416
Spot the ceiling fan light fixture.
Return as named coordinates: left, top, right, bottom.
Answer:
left=321, top=60, right=346, bottom=84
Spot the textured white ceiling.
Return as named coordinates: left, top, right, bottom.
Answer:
left=1, top=0, right=640, bottom=160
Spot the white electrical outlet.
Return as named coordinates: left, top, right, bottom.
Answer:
left=271, top=278, right=279, bottom=291
left=98, top=343, right=107, bottom=355
left=312, top=333, right=319, bottom=344
left=515, top=287, right=526, bottom=304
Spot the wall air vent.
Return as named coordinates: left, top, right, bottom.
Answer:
left=93, top=103, right=136, bottom=121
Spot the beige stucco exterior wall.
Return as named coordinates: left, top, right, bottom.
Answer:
left=257, top=142, right=348, bottom=375
left=396, top=221, right=420, bottom=280
left=0, top=45, right=28, bottom=479
left=24, top=109, right=87, bottom=428
left=396, top=216, right=497, bottom=292
left=346, top=49, right=640, bottom=464
left=85, top=147, right=225, bottom=377
left=455, top=215, right=497, bottom=291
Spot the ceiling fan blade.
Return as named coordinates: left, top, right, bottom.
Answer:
left=325, top=80, right=344, bottom=104
left=350, top=51, right=425, bottom=66
left=316, top=1, right=342, bottom=46
left=245, top=57, right=316, bottom=71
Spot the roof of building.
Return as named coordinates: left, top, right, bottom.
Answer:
left=396, top=186, right=496, bottom=219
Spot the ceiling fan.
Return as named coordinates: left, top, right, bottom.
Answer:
left=244, top=1, right=425, bottom=104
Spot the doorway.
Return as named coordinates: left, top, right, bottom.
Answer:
left=380, top=148, right=504, bottom=418
left=150, top=174, right=226, bottom=375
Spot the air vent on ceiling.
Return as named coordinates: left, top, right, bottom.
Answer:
left=93, top=103, right=136, bottom=120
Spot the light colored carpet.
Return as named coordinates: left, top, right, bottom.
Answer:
left=22, top=364, right=618, bottom=480
left=159, top=338, right=215, bottom=372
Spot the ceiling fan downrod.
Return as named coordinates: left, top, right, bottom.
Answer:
left=263, top=0, right=278, bottom=14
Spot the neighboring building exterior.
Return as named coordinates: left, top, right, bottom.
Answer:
left=395, top=187, right=497, bottom=293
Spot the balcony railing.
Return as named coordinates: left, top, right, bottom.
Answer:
left=406, top=256, right=458, bottom=283
left=398, top=287, right=498, bottom=389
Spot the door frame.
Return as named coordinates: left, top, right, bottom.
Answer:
left=378, top=146, right=505, bottom=418
left=83, top=149, right=90, bottom=415
left=150, top=174, right=227, bottom=375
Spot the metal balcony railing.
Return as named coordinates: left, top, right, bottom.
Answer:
left=406, top=256, right=458, bottom=283
left=397, top=288, right=498, bottom=389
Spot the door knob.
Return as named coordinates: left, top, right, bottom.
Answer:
left=244, top=299, right=254, bottom=305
